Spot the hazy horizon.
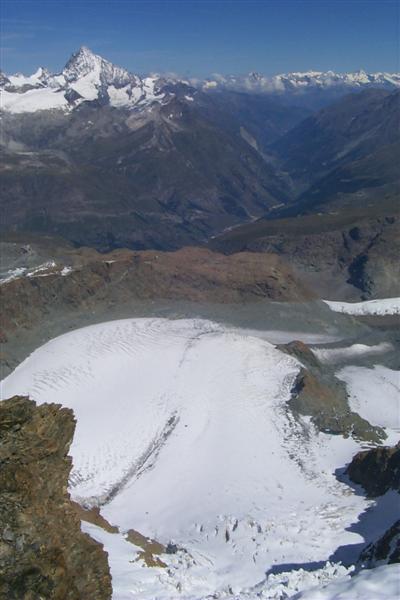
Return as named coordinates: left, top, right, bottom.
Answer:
left=2, top=0, right=399, bottom=77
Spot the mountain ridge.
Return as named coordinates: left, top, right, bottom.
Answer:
left=1, top=46, right=399, bottom=114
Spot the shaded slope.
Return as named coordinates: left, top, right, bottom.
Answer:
left=0, top=91, right=303, bottom=251
left=271, top=88, right=400, bottom=214
left=211, top=210, right=400, bottom=300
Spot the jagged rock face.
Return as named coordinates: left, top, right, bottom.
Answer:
left=348, top=443, right=400, bottom=568
left=62, top=46, right=133, bottom=87
left=346, top=442, right=400, bottom=497
left=0, top=396, right=112, bottom=600
left=359, top=520, right=400, bottom=567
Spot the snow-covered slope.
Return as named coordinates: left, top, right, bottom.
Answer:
left=337, top=365, right=400, bottom=443
left=294, top=563, right=400, bottom=600
left=7, top=66, right=50, bottom=88
left=0, top=87, right=70, bottom=113
left=324, top=297, right=400, bottom=316
left=1, top=46, right=399, bottom=113
left=0, top=46, right=166, bottom=113
left=2, top=318, right=394, bottom=599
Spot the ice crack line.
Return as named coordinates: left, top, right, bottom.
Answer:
left=81, top=412, right=180, bottom=508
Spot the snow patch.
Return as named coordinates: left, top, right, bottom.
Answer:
left=324, top=298, right=400, bottom=316
left=1, top=88, right=69, bottom=113
left=314, top=342, right=393, bottom=364
left=337, top=365, right=400, bottom=437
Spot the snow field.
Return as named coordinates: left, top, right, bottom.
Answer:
left=337, top=365, right=400, bottom=443
left=1, top=318, right=395, bottom=599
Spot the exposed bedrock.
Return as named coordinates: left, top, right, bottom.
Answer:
left=0, top=396, right=112, bottom=600
left=345, top=443, right=400, bottom=568
left=212, top=213, right=400, bottom=300
left=281, top=340, right=385, bottom=443
left=358, top=520, right=400, bottom=567
left=0, top=245, right=314, bottom=357
left=346, top=442, right=400, bottom=497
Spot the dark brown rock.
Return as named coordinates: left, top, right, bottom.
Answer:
left=280, top=339, right=385, bottom=444
left=289, top=368, right=384, bottom=443
left=346, top=442, right=400, bottom=497
left=279, top=340, right=320, bottom=368
left=0, top=396, right=112, bottom=600
left=359, top=520, right=400, bottom=567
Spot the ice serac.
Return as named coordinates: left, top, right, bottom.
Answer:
left=0, top=395, right=112, bottom=600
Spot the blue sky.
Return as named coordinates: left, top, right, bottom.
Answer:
left=1, top=1, right=399, bottom=76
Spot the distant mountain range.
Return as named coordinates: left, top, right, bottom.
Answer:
left=201, top=69, right=400, bottom=92
left=0, top=47, right=398, bottom=252
left=1, top=46, right=399, bottom=114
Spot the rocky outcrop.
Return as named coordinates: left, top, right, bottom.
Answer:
left=346, top=443, right=400, bottom=567
left=346, top=442, right=400, bottom=497
left=0, top=244, right=314, bottom=336
left=289, top=368, right=384, bottom=442
left=0, top=396, right=112, bottom=600
left=359, top=520, right=400, bottom=567
left=281, top=340, right=384, bottom=443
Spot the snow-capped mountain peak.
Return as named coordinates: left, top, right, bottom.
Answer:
left=62, top=45, right=133, bottom=88
left=6, top=66, right=51, bottom=89
left=200, top=69, right=400, bottom=92
left=0, top=47, right=167, bottom=113
left=1, top=47, right=400, bottom=114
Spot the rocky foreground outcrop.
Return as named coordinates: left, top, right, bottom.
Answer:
left=0, top=396, right=112, bottom=600
left=359, top=520, right=400, bottom=567
left=346, top=442, right=400, bottom=497
left=345, top=443, right=400, bottom=568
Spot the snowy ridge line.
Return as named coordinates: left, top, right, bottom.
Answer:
left=1, top=46, right=400, bottom=113
left=199, top=69, right=400, bottom=93
left=324, top=297, right=400, bottom=316
left=0, top=46, right=167, bottom=113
